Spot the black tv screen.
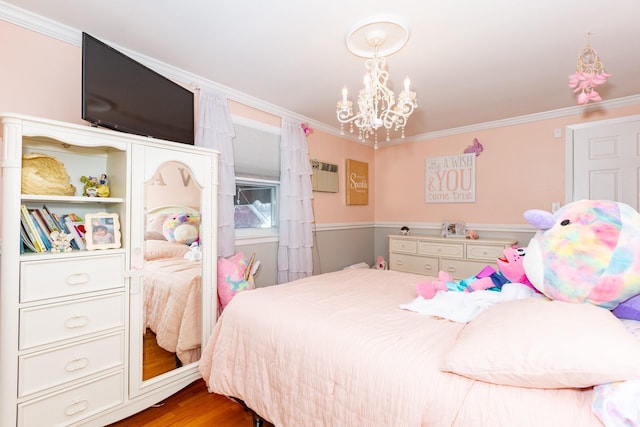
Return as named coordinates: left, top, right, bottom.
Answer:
left=82, top=32, right=194, bottom=145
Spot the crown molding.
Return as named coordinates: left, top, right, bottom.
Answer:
left=395, top=94, right=640, bottom=145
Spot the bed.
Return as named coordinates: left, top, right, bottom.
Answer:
left=199, top=268, right=640, bottom=427
left=143, top=205, right=203, bottom=365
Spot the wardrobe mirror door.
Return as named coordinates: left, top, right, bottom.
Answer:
left=142, top=160, right=203, bottom=381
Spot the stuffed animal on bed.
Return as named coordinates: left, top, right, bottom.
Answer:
left=416, top=246, right=533, bottom=299
left=523, top=199, right=640, bottom=313
left=162, top=213, right=200, bottom=245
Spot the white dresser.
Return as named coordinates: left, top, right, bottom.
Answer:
left=0, top=114, right=218, bottom=426
left=388, top=235, right=517, bottom=280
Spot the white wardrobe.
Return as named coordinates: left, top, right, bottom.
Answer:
left=0, top=114, right=218, bottom=426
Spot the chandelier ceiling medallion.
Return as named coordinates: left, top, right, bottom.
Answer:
left=336, top=16, right=417, bottom=149
left=568, top=33, right=611, bottom=105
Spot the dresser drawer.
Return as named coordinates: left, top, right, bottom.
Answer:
left=418, top=241, right=463, bottom=258
left=18, top=332, right=124, bottom=397
left=18, top=370, right=124, bottom=426
left=466, top=244, right=506, bottom=261
left=389, top=238, right=417, bottom=254
left=19, top=293, right=125, bottom=350
left=20, top=254, right=125, bottom=303
left=390, top=253, right=438, bottom=276
left=441, top=258, right=496, bottom=280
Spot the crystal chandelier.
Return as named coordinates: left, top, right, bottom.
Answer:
left=568, top=33, right=611, bottom=105
left=336, top=17, right=417, bottom=149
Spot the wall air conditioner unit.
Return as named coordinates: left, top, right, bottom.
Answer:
left=310, top=159, right=339, bottom=193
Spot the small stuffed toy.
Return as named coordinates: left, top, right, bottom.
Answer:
left=80, top=175, right=99, bottom=197
left=162, top=213, right=200, bottom=245
left=49, top=230, right=73, bottom=253
left=416, top=246, right=533, bottom=299
left=523, top=199, right=640, bottom=310
left=374, top=256, right=388, bottom=270
left=183, top=241, right=201, bottom=261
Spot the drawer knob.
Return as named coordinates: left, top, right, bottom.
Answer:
left=64, top=315, right=90, bottom=329
left=424, top=265, right=432, bottom=270
left=447, top=266, right=456, bottom=273
left=66, top=273, right=90, bottom=286
left=65, top=357, right=90, bottom=372
left=64, top=399, right=89, bottom=416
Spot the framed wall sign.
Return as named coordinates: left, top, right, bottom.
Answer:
left=425, top=153, right=476, bottom=203
left=346, top=159, right=369, bottom=205
left=85, top=212, right=121, bottom=250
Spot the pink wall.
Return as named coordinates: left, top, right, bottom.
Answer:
left=306, top=130, right=375, bottom=224
left=0, top=22, right=81, bottom=122
left=3, top=20, right=640, bottom=227
left=375, top=105, right=640, bottom=224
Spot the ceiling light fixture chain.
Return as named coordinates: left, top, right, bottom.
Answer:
left=336, top=17, right=417, bottom=149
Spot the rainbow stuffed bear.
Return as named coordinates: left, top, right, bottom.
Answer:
left=162, top=213, right=200, bottom=245
left=523, top=199, right=640, bottom=312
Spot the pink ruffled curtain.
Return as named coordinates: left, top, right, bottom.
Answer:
left=195, top=89, right=236, bottom=258
left=277, top=117, right=314, bottom=283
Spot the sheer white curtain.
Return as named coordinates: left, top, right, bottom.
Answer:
left=195, top=89, right=236, bottom=258
left=278, top=117, right=314, bottom=283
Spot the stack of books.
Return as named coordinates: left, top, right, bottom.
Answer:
left=20, top=205, right=86, bottom=253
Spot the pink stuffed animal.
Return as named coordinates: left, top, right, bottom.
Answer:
left=496, top=246, right=536, bottom=290
left=416, top=246, right=534, bottom=299
left=374, top=256, right=388, bottom=270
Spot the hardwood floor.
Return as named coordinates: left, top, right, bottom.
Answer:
left=143, top=329, right=178, bottom=380
left=107, top=379, right=273, bottom=426
left=118, top=332, right=275, bottom=426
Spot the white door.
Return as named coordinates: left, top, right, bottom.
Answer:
left=568, top=116, right=640, bottom=211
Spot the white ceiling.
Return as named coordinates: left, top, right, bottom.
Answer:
left=4, top=0, right=640, bottom=143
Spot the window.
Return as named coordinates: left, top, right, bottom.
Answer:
left=234, top=179, right=278, bottom=229
left=232, top=118, right=280, bottom=238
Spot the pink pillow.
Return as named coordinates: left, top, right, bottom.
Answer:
left=144, top=240, right=190, bottom=260
left=441, top=298, right=640, bottom=388
left=217, top=252, right=254, bottom=309
left=146, top=213, right=169, bottom=239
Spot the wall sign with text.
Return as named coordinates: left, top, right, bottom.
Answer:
left=346, top=159, right=369, bottom=205
left=425, top=153, right=476, bottom=203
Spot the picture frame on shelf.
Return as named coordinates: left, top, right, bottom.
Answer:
left=85, top=212, right=121, bottom=250
left=441, top=222, right=466, bottom=238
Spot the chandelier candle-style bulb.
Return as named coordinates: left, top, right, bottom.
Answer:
left=336, top=17, right=417, bottom=149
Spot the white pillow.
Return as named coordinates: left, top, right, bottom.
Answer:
left=441, top=298, right=640, bottom=389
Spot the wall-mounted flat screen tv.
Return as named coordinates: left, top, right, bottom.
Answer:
left=82, top=32, right=194, bottom=145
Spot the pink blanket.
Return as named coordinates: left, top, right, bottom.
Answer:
left=144, top=258, right=202, bottom=364
left=200, top=269, right=601, bottom=426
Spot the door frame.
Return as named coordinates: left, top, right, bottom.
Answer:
left=564, top=114, right=640, bottom=204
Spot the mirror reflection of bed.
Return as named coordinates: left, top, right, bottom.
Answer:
left=142, top=161, right=203, bottom=381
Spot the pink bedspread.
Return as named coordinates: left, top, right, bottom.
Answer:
left=200, top=269, right=602, bottom=426
left=143, top=258, right=202, bottom=364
